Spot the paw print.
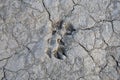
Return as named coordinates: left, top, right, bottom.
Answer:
left=45, top=20, right=75, bottom=60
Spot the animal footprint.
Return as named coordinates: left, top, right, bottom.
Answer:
left=46, top=20, right=75, bottom=60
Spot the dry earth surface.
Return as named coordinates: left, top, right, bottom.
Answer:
left=0, top=0, right=120, bottom=80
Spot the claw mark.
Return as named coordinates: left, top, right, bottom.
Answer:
left=65, top=23, right=76, bottom=35
left=57, top=39, right=65, bottom=45
left=52, top=30, right=56, bottom=35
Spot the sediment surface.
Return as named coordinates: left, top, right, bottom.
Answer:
left=0, top=0, right=120, bottom=80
